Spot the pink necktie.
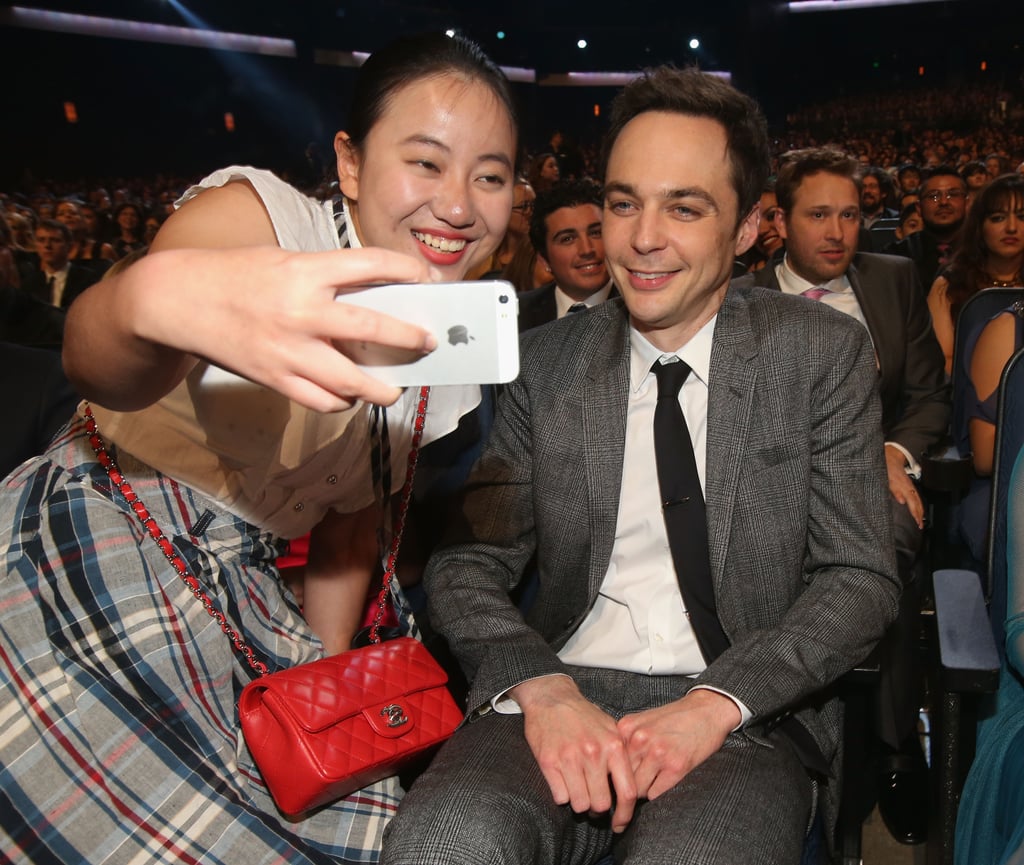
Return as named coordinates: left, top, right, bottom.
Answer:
left=802, top=286, right=831, bottom=301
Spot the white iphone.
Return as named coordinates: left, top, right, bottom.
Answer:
left=337, top=280, right=520, bottom=386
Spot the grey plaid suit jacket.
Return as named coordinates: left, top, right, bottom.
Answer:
left=425, top=283, right=901, bottom=818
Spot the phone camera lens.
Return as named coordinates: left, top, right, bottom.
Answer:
left=499, top=294, right=509, bottom=304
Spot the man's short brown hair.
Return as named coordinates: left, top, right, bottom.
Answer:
left=775, top=148, right=861, bottom=213
left=600, top=67, right=769, bottom=228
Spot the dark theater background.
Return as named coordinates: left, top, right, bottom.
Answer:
left=0, top=0, right=1020, bottom=187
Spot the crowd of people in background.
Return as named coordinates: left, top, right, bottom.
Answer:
left=6, top=81, right=1022, bottom=317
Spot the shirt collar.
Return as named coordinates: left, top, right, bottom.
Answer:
left=629, top=314, right=716, bottom=394
left=554, top=281, right=613, bottom=318
left=43, top=262, right=71, bottom=279
left=776, top=256, right=851, bottom=297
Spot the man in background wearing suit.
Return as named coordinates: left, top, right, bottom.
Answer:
left=21, top=219, right=96, bottom=310
left=517, top=180, right=614, bottom=331
left=885, top=166, right=968, bottom=290
left=739, top=146, right=949, bottom=845
left=383, top=69, right=900, bottom=865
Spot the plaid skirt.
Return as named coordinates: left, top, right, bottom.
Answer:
left=0, top=416, right=414, bottom=864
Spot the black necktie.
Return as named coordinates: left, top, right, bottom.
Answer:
left=46, top=275, right=56, bottom=305
left=567, top=302, right=587, bottom=314
left=652, top=360, right=827, bottom=771
left=652, top=358, right=728, bottom=664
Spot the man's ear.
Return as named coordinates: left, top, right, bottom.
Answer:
left=734, top=202, right=760, bottom=256
left=538, top=253, right=552, bottom=275
left=775, top=208, right=789, bottom=242
left=334, top=132, right=360, bottom=200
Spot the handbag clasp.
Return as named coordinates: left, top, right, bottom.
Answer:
left=381, top=703, right=410, bottom=728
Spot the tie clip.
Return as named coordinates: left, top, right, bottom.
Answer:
left=663, top=497, right=692, bottom=508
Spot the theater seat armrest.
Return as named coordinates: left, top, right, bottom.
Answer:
left=933, top=568, right=1000, bottom=693
left=920, top=448, right=974, bottom=493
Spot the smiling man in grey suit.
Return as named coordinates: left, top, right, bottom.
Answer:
left=383, top=68, right=900, bottom=865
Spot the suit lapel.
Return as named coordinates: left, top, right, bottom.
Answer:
left=705, top=289, right=760, bottom=594
left=846, top=258, right=878, bottom=342
left=581, top=303, right=630, bottom=590
left=846, top=257, right=886, bottom=377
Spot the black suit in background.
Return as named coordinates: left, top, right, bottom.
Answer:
left=20, top=262, right=98, bottom=310
left=885, top=229, right=952, bottom=295
left=517, top=282, right=619, bottom=333
left=516, top=281, right=558, bottom=332
left=0, top=284, right=66, bottom=347
left=737, top=251, right=950, bottom=748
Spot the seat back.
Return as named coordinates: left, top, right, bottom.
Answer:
left=953, top=288, right=1024, bottom=393
left=868, top=218, right=899, bottom=252
left=1008, top=448, right=1024, bottom=676
left=987, top=345, right=1024, bottom=650
left=950, top=289, right=1024, bottom=464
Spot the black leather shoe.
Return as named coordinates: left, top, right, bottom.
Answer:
left=877, top=759, right=929, bottom=845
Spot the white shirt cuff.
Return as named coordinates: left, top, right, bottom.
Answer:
left=487, top=673, right=574, bottom=715
left=689, top=684, right=753, bottom=731
left=885, top=441, right=922, bottom=480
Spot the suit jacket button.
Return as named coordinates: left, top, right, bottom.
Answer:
left=564, top=616, right=577, bottom=629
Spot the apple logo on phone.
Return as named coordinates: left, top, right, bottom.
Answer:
left=447, top=325, right=474, bottom=346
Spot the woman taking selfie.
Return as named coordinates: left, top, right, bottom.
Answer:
left=0, top=32, right=516, bottom=864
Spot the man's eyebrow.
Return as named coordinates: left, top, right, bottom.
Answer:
left=551, top=228, right=579, bottom=241
left=664, top=187, right=718, bottom=207
left=603, top=181, right=635, bottom=198
left=400, top=134, right=513, bottom=171
left=604, top=181, right=718, bottom=208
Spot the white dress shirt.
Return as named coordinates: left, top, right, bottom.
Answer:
left=43, top=264, right=70, bottom=307
left=557, top=321, right=712, bottom=674
left=554, top=281, right=613, bottom=319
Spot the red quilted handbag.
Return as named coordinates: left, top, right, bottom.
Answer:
left=238, top=636, right=461, bottom=814
left=84, top=388, right=462, bottom=817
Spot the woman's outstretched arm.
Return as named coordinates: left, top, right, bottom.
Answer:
left=64, top=181, right=438, bottom=413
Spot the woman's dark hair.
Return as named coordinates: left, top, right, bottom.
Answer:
left=113, top=201, right=142, bottom=222
left=345, top=33, right=518, bottom=150
left=961, top=160, right=989, bottom=182
left=501, top=236, right=541, bottom=294
left=945, top=173, right=1024, bottom=321
left=527, top=153, right=557, bottom=193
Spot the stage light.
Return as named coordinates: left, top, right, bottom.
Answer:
left=789, top=0, right=950, bottom=10
left=497, top=30, right=505, bottom=39
left=5, top=5, right=295, bottom=55
left=577, top=39, right=587, bottom=49
left=689, top=38, right=700, bottom=49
